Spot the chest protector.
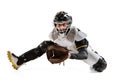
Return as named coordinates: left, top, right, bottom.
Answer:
left=49, top=26, right=87, bottom=53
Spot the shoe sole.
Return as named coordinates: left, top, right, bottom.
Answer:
left=7, top=51, right=19, bottom=70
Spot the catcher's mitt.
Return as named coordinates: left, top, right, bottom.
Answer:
left=46, top=44, right=69, bottom=64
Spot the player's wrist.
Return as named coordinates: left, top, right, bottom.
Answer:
left=68, top=53, right=71, bottom=58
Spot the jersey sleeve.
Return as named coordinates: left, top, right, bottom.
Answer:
left=74, top=28, right=87, bottom=41
left=75, top=38, right=89, bottom=50
left=74, top=28, right=88, bottom=50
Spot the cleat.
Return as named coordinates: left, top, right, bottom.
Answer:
left=7, top=51, right=20, bottom=70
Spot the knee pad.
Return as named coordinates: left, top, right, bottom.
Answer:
left=92, top=57, right=107, bottom=72
left=39, top=40, right=55, bottom=52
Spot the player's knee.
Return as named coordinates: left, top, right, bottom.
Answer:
left=92, top=57, right=107, bottom=72
left=38, top=40, right=54, bottom=52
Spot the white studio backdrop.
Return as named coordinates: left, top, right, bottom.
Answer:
left=0, top=0, right=120, bottom=80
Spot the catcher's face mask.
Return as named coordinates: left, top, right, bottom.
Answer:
left=55, top=23, right=68, bottom=34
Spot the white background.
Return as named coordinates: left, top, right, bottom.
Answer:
left=0, top=0, right=120, bottom=80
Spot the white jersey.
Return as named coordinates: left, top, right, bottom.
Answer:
left=49, top=26, right=101, bottom=66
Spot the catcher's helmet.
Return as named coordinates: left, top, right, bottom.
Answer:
left=53, top=11, right=72, bottom=34
left=54, top=11, right=72, bottom=26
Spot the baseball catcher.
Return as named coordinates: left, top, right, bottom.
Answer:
left=7, top=11, right=107, bottom=72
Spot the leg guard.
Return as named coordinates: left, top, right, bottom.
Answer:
left=92, top=57, right=107, bottom=72
left=17, top=40, right=55, bottom=65
left=17, top=46, right=44, bottom=65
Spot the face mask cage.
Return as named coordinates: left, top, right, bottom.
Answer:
left=53, top=11, right=72, bottom=34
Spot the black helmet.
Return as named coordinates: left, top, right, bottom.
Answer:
left=54, top=11, right=72, bottom=26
